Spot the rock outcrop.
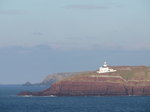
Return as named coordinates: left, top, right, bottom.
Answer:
left=22, top=81, right=32, bottom=86
left=18, top=66, right=150, bottom=96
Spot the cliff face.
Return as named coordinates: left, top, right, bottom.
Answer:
left=18, top=66, right=150, bottom=96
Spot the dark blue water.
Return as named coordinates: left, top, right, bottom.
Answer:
left=0, top=85, right=150, bottom=112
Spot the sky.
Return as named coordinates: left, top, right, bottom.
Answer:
left=0, top=0, right=150, bottom=84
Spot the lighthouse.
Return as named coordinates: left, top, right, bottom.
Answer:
left=97, top=62, right=117, bottom=73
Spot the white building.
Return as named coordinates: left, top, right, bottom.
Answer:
left=97, top=62, right=117, bottom=73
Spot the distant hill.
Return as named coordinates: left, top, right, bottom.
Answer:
left=25, top=72, right=82, bottom=86
left=38, top=72, right=80, bottom=86
left=22, top=81, right=32, bottom=86
left=19, top=66, right=150, bottom=96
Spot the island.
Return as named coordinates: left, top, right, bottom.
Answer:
left=18, top=62, right=150, bottom=96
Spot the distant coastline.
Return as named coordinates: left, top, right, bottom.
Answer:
left=19, top=65, right=150, bottom=96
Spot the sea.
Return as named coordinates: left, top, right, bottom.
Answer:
left=0, top=85, right=150, bottom=112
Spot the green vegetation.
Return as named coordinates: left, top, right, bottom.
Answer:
left=117, top=70, right=134, bottom=80
left=62, top=66, right=150, bottom=82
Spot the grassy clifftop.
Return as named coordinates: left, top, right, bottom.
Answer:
left=61, top=66, right=150, bottom=82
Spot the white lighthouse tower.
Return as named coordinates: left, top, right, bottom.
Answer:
left=97, top=61, right=116, bottom=73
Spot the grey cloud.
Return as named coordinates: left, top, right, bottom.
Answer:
left=0, top=10, right=27, bottom=15
left=66, top=5, right=109, bottom=10
left=32, top=32, right=44, bottom=36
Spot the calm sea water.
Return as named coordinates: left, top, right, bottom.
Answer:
left=0, top=85, right=150, bottom=112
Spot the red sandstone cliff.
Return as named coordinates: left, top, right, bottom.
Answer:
left=18, top=66, right=150, bottom=96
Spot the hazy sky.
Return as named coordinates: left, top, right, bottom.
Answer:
left=0, top=0, right=150, bottom=84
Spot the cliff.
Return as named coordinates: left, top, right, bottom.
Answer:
left=18, top=66, right=150, bottom=96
